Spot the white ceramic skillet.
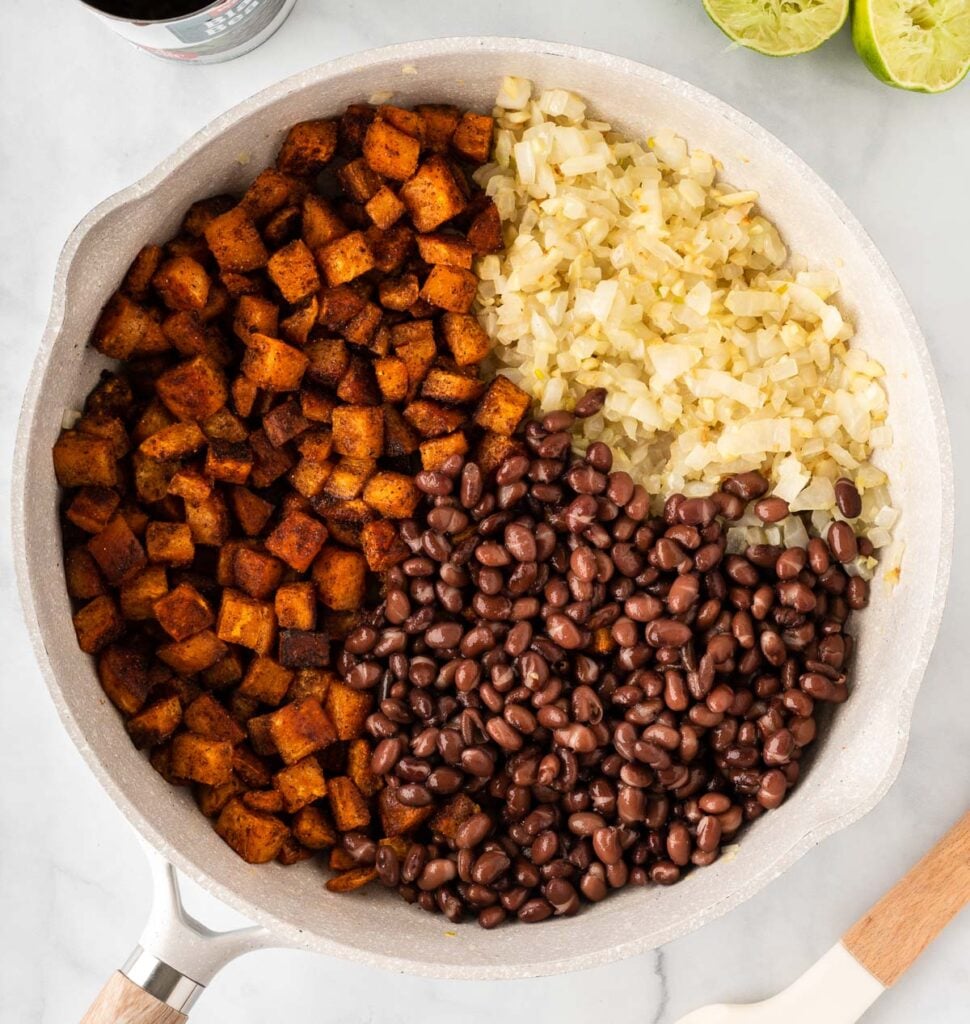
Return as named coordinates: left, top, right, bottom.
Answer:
left=12, top=37, right=953, bottom=1023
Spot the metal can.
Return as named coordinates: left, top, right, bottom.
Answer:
left=77, top=0, right=298, bottom=63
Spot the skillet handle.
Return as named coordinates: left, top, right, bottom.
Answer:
left=80, top=970, right=189, bottom=1023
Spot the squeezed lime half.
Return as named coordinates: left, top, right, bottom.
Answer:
left=703, top=0, right=850, bottom=56
left=853, top=0, right=970, bottom=92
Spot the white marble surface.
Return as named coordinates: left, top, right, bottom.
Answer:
left=1, top=1, right=968, bottom=1021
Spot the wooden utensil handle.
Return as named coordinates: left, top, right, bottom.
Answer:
left=843, top=810, right=970, bottom=987
left=80, top=972, right=188, bottom=1024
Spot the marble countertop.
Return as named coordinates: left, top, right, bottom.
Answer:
left=1, top=1, right=967, bottom=1021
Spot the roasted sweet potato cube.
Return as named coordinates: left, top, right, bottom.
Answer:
left=421, top=367, right=486, bottom=404
left=76, top=411, right=130, bottom=459
left=144, top=522, right=193, bottom=567
left=243, top=790, right=285, bottom=815
left=157, top=356, right=228, bottom=423
left=201, top=650, right=245, bottom=690
left=249, top=428, right=296, bottom=488
left=239, top=656, right=293, bottom=706
left=127, top=695, right=182, bottom=749
left=331, top=405, right=384, bottom=460
left=402, top=399, right=467, bottom=438
left=84, top=373, right=134, bottom=419
left=263, top=509, right=328, bottom=573
left=163, top=311, right=227, bottom=362
left=337, top=157, right=382, bottom=203
left=296, top=429, right=333, bottom=462
left=184, top=692, right=246, bottom=743
left=317, top=457, right=374, bottom=502
left=400, top=155, right=467, bottom=232
left=140, top=422, right=207, bottom=462
left=419, top=264, right=477, bottom=313
left=346, top=738, right=381, bottom=797
left=181, top=194, right=235, bottom=238
left=327, top=776, right=371, bottom=831
left=200, top=283, right=231, bottom=324
left=240, top=167, right=303, bottom=221
left=369, top=223, right=414, bottom=274
left=267, top=204, right=303, bottom=246
left=340, top=301, right=382, bottom=349
left=432, top=794, right=481, bottom=843
left=87, top=515, right=146, bottom=585
left=378, top=104, right=426, bottom=142
left=66, top=487, right=120, bottom=534
left=204, top=439, right=252, bottom=485
left=377, top=274, right=419, bottom=313
left=153, top=582, right=214, bottom=642
left=474, top=374, right=531, bottom=435
left=220, top=270, right=264, bottom=298
left=302, top=195, right=347, bottom=250
left=184, top=492, right=231, bottom=546
left=246, top=712, right=277, bottom=757
left=382, top=405, right=420, bottom=456
left=452, top=111, right=494, bottom=164
left=361, top=471, right=419, bottom=518
left=229, top=486, right=274, bottom=537
left=233, top=294, right=279, bottom=344
left=273, top=582, right=316, bottom=632
left=233, top=546, right=284, bottom=599
left=53, top=431, right=118, bottom=488
left=280, top=297, right=318, bottom=347
left=241, top=333, right=308, bottom=392
left=196, top=778, right=242, bottom=817
left=158, top=630, right=228, bottom=675
left=305, top=337, right=349, bottom=390
left=216, top=589, right=277, bottom=656
left=379, top=786, right=433, bottom=838
left=204, top=206, right=268, bottom=273
left=395, top=336, right=438, bottom=401
left=167, top=467, right=211, bottom=504
left=171, top=733, right=233, bottom=786
left=121, top=244, right=164, bottom=300
left=287, top=807, right=334, bottom=851
left=363, top=118, right=420, bottom=181
left=130, top=453, right=173, bottom=504
left=338, top=101, right=375, bottom=151
left=287, top=667, right=335, bottom=704
left=267, top=239, right=320, bottom=305
left=373, top=355, right=409, bottom=403
left=132, top=400, right=175, bottom=446
left=324, top=680, right=373, bottom=741
left=277, top=119, right=338, bottom=175
left=419, top=431, right=469, bottom=471
left=152, top=255, right=211, bottom=312
left=267, top=696, right=336, bottom=765
left=274, top=756, right=327, bottom=813
left=360, top=519, right=408, bottom=572
left=317, top=284, right=366, bottom=329
left=278, top=630, right=330, bottom=668
left=312, top=545, right=366, bottom=611
left=96, top=643, right=149, bottom=714
left=364, top=186, right=405, bottom=229
left=91, top=292, right=166, bottom=359
left=441, top=311, right=491, bottom=366
left=477, top=430, right=527, bottom=475
left=317, top=231, right=375, bottom=287
left=65, top=546, right=107, bottom=600
left=467, top=199, right=503, bottom=254
left=416, top=103, right=461, bottom=153
left=203, top=407, right=248, bottom=443
left=325, top=866, right=377, bottom=892
left=416, top=233, right=474, bottom=269
left=232, top=745, right=273, bottom=788
left=216, top=539, right=254, bottom=587
left=216, top=797, right=289, bottom=863
left=289, top=456, right=334, bottom=499
left=335, top=356, right=380, bottom=406
left=120, top=566, right=168, bottom=620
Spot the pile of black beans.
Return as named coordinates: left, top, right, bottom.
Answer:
left=338, top=390, right=870, bottom=927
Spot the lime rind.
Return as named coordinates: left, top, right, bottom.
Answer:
left=703, top=0, right=850, bottom=57
left=853, top=0, right=970, bottom=93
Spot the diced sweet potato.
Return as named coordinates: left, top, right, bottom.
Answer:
left=205, top=439, right=252, bottom=484
left=140, top=422, right=207, bottom=462
left=162, top=311, right=226, bottom=363
left=279, top=297, right=318, bottom=347
left=364, top=186, right=406, bottom=230
left=262, top=510, right=327, bottom=573
left=415, top=103, right=460, bottom=152
left=361, top=471, right=419, bottom=518
left=267, top=696, right=337, bottom=765
left=402, top=399, right=468, bottom=438
left=230, top=486, right=275, bottom=537
left=216, top=589, right=277, bottom=656
left=346, top=738, right=381, bottom=797
left=325, top=865, right=377, bottom=892
left=331, top=405, right=384, bottom=460
left=395, top=332, right=438, bottom=401
left=87, top=515, right=146, bottom=585
left=154, top=582, right=214, bottom=641
left=132, top=401, right=175, bottom=446
left=416, top=233, right=474, bottom=269
left=419, top=431, right=469, bottom=471
left=335, top=355, right=380, bottom=406
left=221, top=270, right=264, bottom=298
left=129, top=453, right=173, bottom=505
left=76, top=411, right=131, bottom=459
left=84, top=373, right=135, bottom=419
left=289, top=456, right=334, bottom=498
left=274, top=756, right=327, bottom=813
left=296, top=429, right=333, bottom=462
left=196, top=778, right=242, bottom=817
left=120, top=566, right=168, bottom=620
left=363, top=118, right=421, bottom=181
left=243, top=790, right=285, bottom=815
left=373, top=355, right=409, bottom=402
left=324, top=679, right=373, bottom=741
left=381, top=405, right=420, bottom=457
left=233, top=546, right=284, bottom=599
left=231, top=745, right=272, bottom=789
left=369, top=223, right=414, bottom=274
left=292, top=805, right=337, bottom=849
left=249, top=428, right=296, bottom=487
left=419, top=264, right=477, bottom=313
left=233, top=294, right=279, bottom=344
left=377, top=273, right=420, bottom=312
left=264, top=203, right=301, bottom=247
left=340, top=301, right=382, bottom=349
left=153, top=255, right=211, bottom=312
left=184, top=692, right=246, bottom=744
left=201, top=650, right=245, bottom=691
left=215, top=798, right=289, bottom=864
left=359, top=519, right=408, bottom=572
left=73, top=595, right=125, bottom=654
left=452, top=111, right=494, bottom=164
left=271, top=582, right=316, bottom=632
left=317, top=231, right=375, bottom=287
left=421, top=367, right=486, bottom=404
left=312, top=545, right=367, bottom=611
left=377, top=104, right=426, bottom=142
left=474, top=374, right=532, bottom=435
left=53, top=431, right=119, bottom=488
left=327, top=776, right=371, bottom=831
left=467, top=199, right=503, bottom=254
left=166, top=467, right=210, bottom=505
left=157, top=630, right=228, bottom=675
left=302, top=195, right=347, bottom=250
left=400, top=155, right=467, bottom=232
left=441, top=311, right=491, bottom=366
left=184, top=491, right=231, bottom=547
left=317, top=286, right=367, bottom=331
left=267, top=239, right=320, bottom=305
left=204, top=206, right=268, bottom=273
left=171, top=733, right=233, bottom=785
left=97, top=643, right=150, bottom=714
left=240, top=167, right=303, bottom=221
left=203, top=407, right=249, bottom=442
left=157, top=356, right=228, bottom=422
left=145, top=522, right=195, bottom=567
left=92, top=292, right=167, bottom=359
left=337, top=158, right=383, bottom=203
left=379, top=786, right=433, bottom=837
left=122, top=244, right=164, bottom=300
left=477, top=430, right=527, bottom=475
left=241, top=333, right=309, bottom=392
left=65, top=546, right=107, bottom=600
left=287, top=667, right=335, bottom=704
left=277, top=118, right=338, bottom=175
left=181, top=194, right=235, bottom=238
left=278, top=630, right=330, bottom=669
left=239, top=656, right=294, bottom=706
left=127, top=695, right=182, bottom=749
left=66, top=487, right=120, bottom=534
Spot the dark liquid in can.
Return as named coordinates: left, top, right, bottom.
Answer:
left=85, top=0, right=212, bottom=19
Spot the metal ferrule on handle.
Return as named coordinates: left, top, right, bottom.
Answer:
left=122, top=947, right=204, bottom=1014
